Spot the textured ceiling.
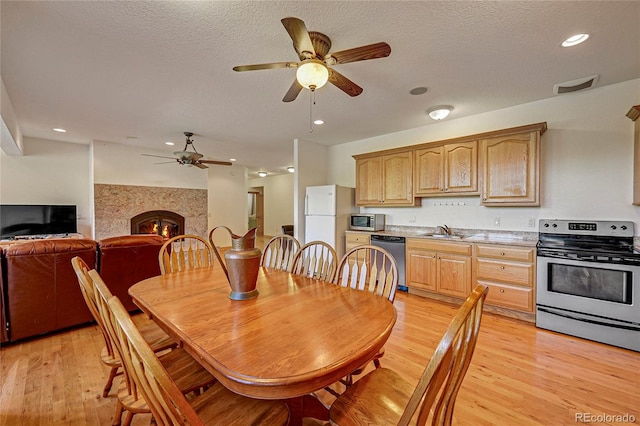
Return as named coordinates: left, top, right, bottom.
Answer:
left=2, top=1, right=639, bottom=177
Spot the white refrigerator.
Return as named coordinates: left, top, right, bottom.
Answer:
left=304, top=185, right=358, bottom=259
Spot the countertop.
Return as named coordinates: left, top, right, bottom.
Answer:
left=347, top=226, right=538, bottom=247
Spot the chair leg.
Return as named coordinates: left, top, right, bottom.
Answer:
left=112, top=401, right=124, bottom=426
left=373, top=358, right=382, bottom=369
left=122, top=411, right=134, bottom=426
left=102, top=366, right=120, bottom=397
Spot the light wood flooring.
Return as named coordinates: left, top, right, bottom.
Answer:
left=1, top=289, right=638, bottom=425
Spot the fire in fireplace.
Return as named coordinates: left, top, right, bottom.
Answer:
left=131, top=210, right=185, bottom=239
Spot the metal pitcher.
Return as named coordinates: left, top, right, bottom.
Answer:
left=210, top=226, right=261, bottom=300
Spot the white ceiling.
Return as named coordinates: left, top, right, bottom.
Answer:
left=2, top=1, right=639, bottom=177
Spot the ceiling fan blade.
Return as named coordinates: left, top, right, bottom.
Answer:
left=282, top=79, right=303, bottom=102
left=142, top=153, right=176, bottom=160
left=233, top=62, right=298, bottom=72
left=154, top=161, right=178, bottom=165
left=281, top=17, right=315, bottom=59
left=199, top=159, right=233, bottom=166
left=194, top=162, right=209, bottom=169
left=328, top=42, right=391, bottom=65
left=328, top=69, right=363, bottom=97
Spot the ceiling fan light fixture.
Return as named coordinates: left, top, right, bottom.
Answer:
left=427, top=106, right=453, bottom=121
left=258, top=171, right=268, bottom=177
left=296, top=59, right=329, bottom=90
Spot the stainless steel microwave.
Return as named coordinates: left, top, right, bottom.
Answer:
left=349, top=214, right=385, bottom=231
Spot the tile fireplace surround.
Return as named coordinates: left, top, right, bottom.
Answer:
left=94, top=184, right=207, bottom=241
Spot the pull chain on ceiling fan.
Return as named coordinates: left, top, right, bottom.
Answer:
left=142, top=132, right=232, bottom=169
left=233, top=17, right=391, bottom=102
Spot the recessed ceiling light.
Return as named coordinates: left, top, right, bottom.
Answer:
left=165, top=141, right=175, bottom=146
left=562, top=33, right=589, bottom=47
left=427, top=105, right=453, bottom=120
left=313, top=119, right=325, bottom=125
left=258, top=171, right=267, bottom=177
left=53, top=128, right=66, bottom=133
left=229, top=158, right=237, bottom=162
left=287, top=166, right=295, bottom=173
left=409, top=87, right=428, bottom=95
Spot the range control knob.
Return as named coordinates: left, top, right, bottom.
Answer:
left=544, top=223, right=550, bottom=228
left=552, top=223, right=558, bottom=228
left=610, top=225, right=617, bottom=230
left=621, top=225, right=628, bottom=230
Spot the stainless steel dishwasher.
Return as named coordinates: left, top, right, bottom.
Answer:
left=370, top=234, right=407, bottom=292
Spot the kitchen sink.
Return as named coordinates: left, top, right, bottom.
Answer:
left=420, top=233, right=463, bottom=240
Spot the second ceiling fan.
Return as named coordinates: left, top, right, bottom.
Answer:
left=233, top=17, right=391, bottom=102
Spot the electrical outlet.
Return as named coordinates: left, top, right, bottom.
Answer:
left=528, top=218, right=536, bottom=228
left=494, top=217, right=501, bottom=226
left=409, top=215, right=416, bottom=223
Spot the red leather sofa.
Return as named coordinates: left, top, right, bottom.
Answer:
left=97, top=234, right=164, bottom=312
left=0, top=235, right=165, bottom=343
left=3, top=239, right=97, bottom=342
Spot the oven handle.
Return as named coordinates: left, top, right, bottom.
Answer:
left=537, top=306, right=640, bottom=331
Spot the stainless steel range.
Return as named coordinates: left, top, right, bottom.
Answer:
left=536, top=219, right=640, bottom=352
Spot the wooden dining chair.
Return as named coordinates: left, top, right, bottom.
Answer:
left=159, top=234, right=214, bottom=275
left=89, top=269, right=216, bottom=426
left=291, top=240, right=338, bottom=282
left=330, top=244, right=399, bottom=389
left=107, top=295, right=290, bottom=426
left=71, top=256, right=176, bottom=397
left=329, top=285, right=489, bottom=426
left=260, top=234, right=300, bottom=272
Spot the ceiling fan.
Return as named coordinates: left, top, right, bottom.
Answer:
left=233, top=17, right=391, bottom=102
left=142, top=132, right=232, bottom=169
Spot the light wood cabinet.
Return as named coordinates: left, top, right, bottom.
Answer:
left=414, top=141, right=478, bottom=196
left=355, top=151, right=419, bottom=206
left=345, top=232, right=370, bottom=252
left=474, top=244, right=535, bottom=315
left=406, top=239, right=472, bottom=298
left=480, top=131, right=541, bottom=206
left=627, top=105, right=640, bottom=205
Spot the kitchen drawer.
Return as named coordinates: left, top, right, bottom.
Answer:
left=476, top=259, right=533, bottom=287
left=479, top=280, right=533, bottom=312
left=475, top=244, right=534, bottom=262
left=406, top=238, right=472, bottom=256
left=346, top=233, right=371, bottom=245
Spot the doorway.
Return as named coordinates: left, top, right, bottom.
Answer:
left=248, top=188, right=264, bottom=236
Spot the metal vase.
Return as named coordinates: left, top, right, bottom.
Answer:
left=211, top=226, right=261, bottom=300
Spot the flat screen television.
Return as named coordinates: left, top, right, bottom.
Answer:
left=0, top=204, right=77, bottom=239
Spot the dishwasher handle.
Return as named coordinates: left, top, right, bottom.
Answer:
left=371, top=235, right=406, bottom=243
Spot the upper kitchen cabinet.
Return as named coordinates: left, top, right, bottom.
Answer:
left=480, top=123, right=546, bottom=206
left=414, top=141, right=478, bottom=196
left=355, top=151, right=419, bottom=206
left=627, top=105, right=640, bottom=205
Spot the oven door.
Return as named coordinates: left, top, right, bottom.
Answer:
left=537, top=255, right=640, bottom=324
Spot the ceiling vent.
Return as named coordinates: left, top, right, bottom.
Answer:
left=553, top=74, right=599, bottom=95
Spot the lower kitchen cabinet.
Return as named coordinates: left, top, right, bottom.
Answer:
left=345, top=232, right=371, bottom=252
left=474, top=244, right=535, bottom=317
left=406, top=239, right=472, bottom=298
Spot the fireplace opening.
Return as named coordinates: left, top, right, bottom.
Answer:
left=131, top=210, right=185, bottom=239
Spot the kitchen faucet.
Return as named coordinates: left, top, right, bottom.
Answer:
left=437, top=225, right=451, bottom=236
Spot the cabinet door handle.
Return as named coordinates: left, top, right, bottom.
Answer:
left=500, top=289, right=505, bottom=293
left=500, top=266, right=505, bottom=269
left=500, top=252, right=505, bottom=256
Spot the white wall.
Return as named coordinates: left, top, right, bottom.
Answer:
left=0, top=137, right=92, bottom=236
left=92, top=141, right=207, bottom=188
left=208, top=165, right=249, bottom=247
left=328, top=79, right=640, bottom=233
left=249, top=173, right=294, bottom=236
left=294, top=139, right=329, bottom=241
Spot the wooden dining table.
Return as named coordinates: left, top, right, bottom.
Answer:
left=129, top=264, right=397, bottom=425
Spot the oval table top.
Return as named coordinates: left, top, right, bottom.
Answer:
left=129, top=265, right=397, bottom=400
